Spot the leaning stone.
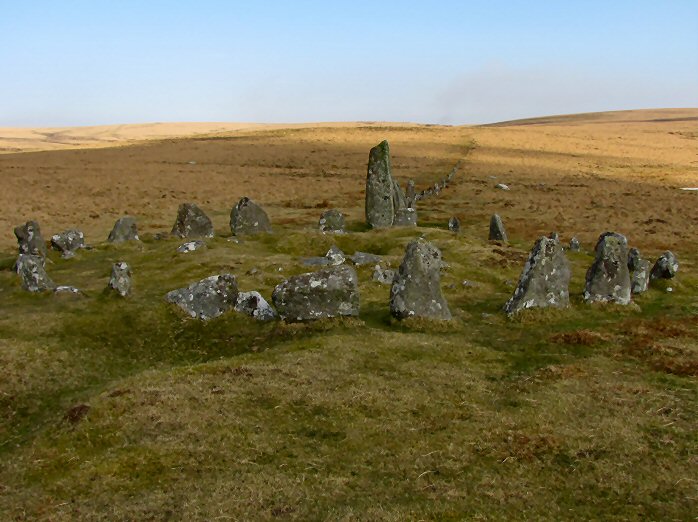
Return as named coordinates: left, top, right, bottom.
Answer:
left=177, top=240, right=206, bottom=253
left=50, top=229, right=85, bottom=258
left=390, top=238, right=451, bottom=320
left=165, top=274, right=239, bottom=321
left=627, top=247, right=641, bottom=271
left=16, top=254, right=55, bottom=292
left=448, top=216, right=461, bottom=233
left=319, top=209, right=345, bottom=233
left=650, top=251, right=679, bottom=280
left=631, top=259, right=650, bottom=294
left=489, top=214, right=508, bottom=242
left=350, top=252, right=382, bottom=266
left=230, top=197, right=272, bottom=235
left=272, top=265, right=359, bottom=322
left=365, top=140, right=394, bottom=228
left=503, top=236, right=570, bottom=315
left=372, top=266, right=395, bottom=285
left=107, top=216, right=139, bottom=243
left=393, top=208, right=417, bottom=227
left=584, top=232, right=631, bottom=305
left=234, top=291, right=278, bottom=321
left=107, top=262, right=132, bottom=297
left=15, top=220, right=47, bottom=257
left=171, top=203, right=214, bottom=239
left=569, top=237, right=581, bottom=252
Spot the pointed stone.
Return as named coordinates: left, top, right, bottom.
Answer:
left=107, top=216, right=139, bottom=243
left=584, top=232, right=631, bottom=305
left=318, top=209, right=345, bottom=233
left=503, top=236, right=570, bottom=315
left=16, top=254, right=55, bottom=292
left=235, top=291, right=278, bottom=321
left=107, top=261, right=132, bottom=297
left=14, top=220, right=47, bottom=257
left=650, top=251, right=679, bottom=280
left=365, top=140, right=394, bottom=228
left=165, top=274, right=239, bottom=321
left=50, top=229, right=85, bottom=258
left=230, top=197, right=272, bottom=235
left=391, top=179, right=408, bottom=214
left=488, top=214, right=508, bottom=241
left=631, top=259, right=650, bottom=294
left=390, top=238, right=451, bottom=320
left=448, top=216, right=461, bottom=233
left=171, top=203, right=214, bottom=239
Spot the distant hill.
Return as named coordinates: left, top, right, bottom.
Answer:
left=484, top=108, right=698, bottom=127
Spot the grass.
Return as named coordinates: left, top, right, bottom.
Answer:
left=0, top=219, right=696, bottom=521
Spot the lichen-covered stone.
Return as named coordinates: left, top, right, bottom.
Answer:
left=165, top=274, right=239, bottom=320
left=235, top=291, right=278, bottom=321
left=108, top=261, right=132, bottom=297
left=489, top=214, right=508, bottom=242
left=350, top=252, right=382, bottom=266
left=177, top=240, right=206, bottom=253
left=627, top=247, right=641, bottom=271
left=50, top=229, right=85, bottom=258
left=392, top=179, right=408, bottom=214
left=393, top=208, right=417, bottom=227
left=650, top=251, right=679, bottom=280
left=390, top=238, right=451, bottom=320
left=372, top=266, right=395, bottom=285
left=569, top=237, right=581, bottom=252
left=171, top=203, right=214, bottom=239
left=15, top=220, right=47, bottom=257
left=365, top=140, right=394, bottom=228
left=448, top=216, right=460, bottom=233
left=584, top=232, right=631, bottom=305
left=406, top=179, right=417, bottom=208
left=302, top=246, right=346, bottom=267
left=15, top=254, right=55, bottom=292
left=107, top=216, right=139, bottom=243
left=503, top=236, right=570, bottom=315
left=272, top=265, right=359, bottom=322
left=230, top=197, right=272, bottom=235
left=631, top=259, right=650, bottom=294
left=318, top=209, right=345, bottom=233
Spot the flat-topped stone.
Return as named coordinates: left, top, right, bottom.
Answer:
left=51, top=229, right=85, bottom=258
left=165, top=274, right=239, bottom=321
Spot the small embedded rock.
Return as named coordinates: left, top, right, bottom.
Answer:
left=108, top=262, right=132, bottom=297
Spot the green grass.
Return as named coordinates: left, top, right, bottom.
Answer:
left=0, top=225, right=696, bottom=520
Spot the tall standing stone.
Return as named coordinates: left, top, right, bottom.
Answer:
left=390, top=238, right=451, bottom=320
left=631, top=259, right=650, bottom=294
left=627, top=247, right=641, bottom=271
left=171, top=203, right=214, bottom=238
left=365, top=140, right=394, bottom=228
left=14, top=221, right=47, bottom=257
left=107, top=216, right=139, bottom=243
left=503, top=236, right=571, bottom=315
left=230, top=197, right=272, bottom=235
left=584, top=232, right=631, bottom=305
left=489, top=214, right=508, bottom=242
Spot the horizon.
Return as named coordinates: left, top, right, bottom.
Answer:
left=2, top=1, right=697, bottom=127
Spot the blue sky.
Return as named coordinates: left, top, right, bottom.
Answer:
left=1, top=0, right=697, bottom=126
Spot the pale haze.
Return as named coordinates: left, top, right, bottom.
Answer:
left=1, top=0, right=697, bottom=126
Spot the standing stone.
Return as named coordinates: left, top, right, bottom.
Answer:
left=107, top=261, right=132, bottom=297
left=392, top=179, right=408, bottom=214
left=319, top=209, right=345, bottom=233
left=393, top=208, right=417, bottom=227
left=584, top=232, right=631, bottom=305
left=235, top=291, right=278, bottom=321
left=406, top=180, right=417, bottom=208
left=171, top=203, right=214, bottom=239
left=390, top=238, right=451, bottom=320
left=230, top=197, right=272, bottom=235
left=107, top=216, right=139, bottom=243
left=165, top=274, right=239, bottom=320
left=448, top=216, right=461, bottom=233
left=489, top=214, right=508, bottom=242
left=325, top=245, right=346, bottom=266
left=365, top=140, right=394, bottom=228
left=503, top=236, right=571, bottom=315
left=569, top=237, right=581, bottom=252
left=627, top=247, right=641, bottom=271
left=50, top=229, right=85, bottom=258
left=650, top=251, right=679, bottom=280
left=631, top=259, right=650, bottom=294
left=373, top=266, right=395, bottom=285
left=15, top=254, right=55, bottom=292
left=14, top=220, right=47, bottom=257
left=272, top=265, right=360, bottom=322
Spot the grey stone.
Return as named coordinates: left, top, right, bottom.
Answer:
left=549, top=231, right=559, bottom=241
left=569, top=237, right=581, bottom=252
left=325, top=245, right=346, bottom=266
left=406, top=180, right=417, bottom=208
left=503, top=236, right=571, bottom=315
left=171, top=203, right=214, bottom=239
left=495, top=183, right=510, bottom=191
left=390, top=238, right=451, bottom=320
left=365, top=140, right=395, bottom=228
left=107, top=216, right=139, bottom=243
left=393, top=207, right=417, bottom=227
left=272, top=265, right=360, bottom=322
left=627, top=247, right=641, bottom=271
left=177, top=240, right=206, bottom=253
left=448, top=216, right=461, bottom=233
left=234, top=291, right=278, bottom=321
left=584, top=232, right=631, bottom=305
left=16, top=254, right=55, bottom=292
left=54, top=286, right=82, bottom=296
left=319, top=209, right=345, bottom=233
left=489, top=214, right=508, bottom=242
left=165, top=274, right=239, bottom=321
left=391, top=179, right=408, bottom=214
left=650, top=251, right=679, bottom=280
left=372, top=266, right=395, bottom=285
left=230, top=197, right=272, bottom=235
left=108, top=261, right=132, bottom=297
left=631, top=259, right=650, bottom=294
left=350, top=251, right=382, bottom=266
left=15, top=220, right=47, bottom=257
left=50, top=229, right=85, bottom=258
